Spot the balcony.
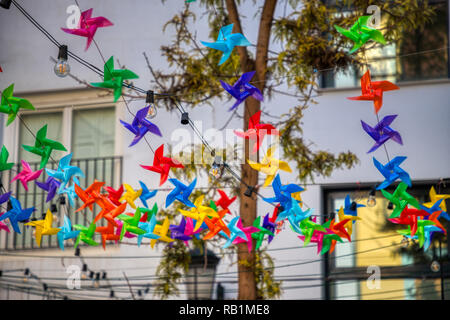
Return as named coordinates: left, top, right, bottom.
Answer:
left=0, top=156, right=123, bottom=250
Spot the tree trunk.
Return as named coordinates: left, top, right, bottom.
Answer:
left=225, top=0, right=278, bottom=300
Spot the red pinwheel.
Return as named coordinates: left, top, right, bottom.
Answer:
left=348, top=70, right=399, bottom=114
left=140, top=144, right=184, bottom=186
left=215, top=189, right=236, bottom=214
left=234, top=111, right=279, bottom=154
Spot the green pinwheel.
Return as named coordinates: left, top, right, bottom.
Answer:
left=382, top=182, right=421, bottom=218
left=251, top=216, right=274, bottom=250
left=21, top=125, right=67, bottom=169
left=90, top=56, right=139, bottom=102
left=334, top=16, right=386, bottom=54
left=0, top=83, right=35, bottom=126
left=398, top=219, right=437, bottom=248
left=0, top=146, right=14, bottom=171
left=117, top=208, right=146, bottom=240
left=73, top=222, right=99, bottom=249
left=298, top=219, right=326, bottom=246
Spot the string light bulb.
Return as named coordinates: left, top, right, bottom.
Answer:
left=367, top=189, right=377, bottom=207
left=401, top=236, right=409, bottom=248
left=145, top=90, right=157, bottom=119
left=54, top=45, right=70, bottom=77
left=430, top=260, right=440, bottom=272
left=209, top=156, right=223, bottom=179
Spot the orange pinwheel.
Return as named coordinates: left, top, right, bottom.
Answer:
left=348, top=70, right=399, bottom=114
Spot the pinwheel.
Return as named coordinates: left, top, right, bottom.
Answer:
left=373, top=156, right=411, bottom=190
left=90, top=56, right=139, bottom=102
left=320, top=233, right=344, bottom=255
left=382, top=182, right=421, bottom=218
left=232, top=221, right=259, bottom=253
left=73, top=222, right=99, bottom=249
left=119, top=184, right=142, bottom=209
left=263, top=174, right=304, bottom=210
left=234, top=111, right=278, bottom=153
left=361, top=115, right=403, bottom=153
left=252, top=216, right=274, bottom=250
left=140, top=144, right=184, bottom=186
left=423, top=186, right=450, bottom=213
left=137, top=215, right=160, bottom=247
left=138, top=203, right=159, bottom=223
left=389, top=205, right=431, bottom=237
left=22, top=125, right=67, bottom=169
left=25, top=210, right=61, bottom=247
left=325, top=218, right=351, bottom=242
left=169, top=217, right=192, bottom=244
left=263, top=213, right=276, bottom=243
left=220, top=72, right=263, bottom=111
left=0, top=220, right=10, bottom=233
left=95, top=222, right=121, bottom=250
left=138, top=181, right=157, bottom=208
left=60, top=178, right=80, bottom=207
left=334, top=16, right=386, bottom=54
left=342, top=195, right=365, bottom=219
left=201, top=23, right=251, bottom=65
left=0, top=197, right=34, bottom=234
left=46, top=153, right=84, bottom=191
left=74, top=180, right=105, bottom=213
left=0, top=192, right=11, bottom=206
left=117, top=208, right=146, bottom=240
left=214, top=189, right=236, bottom=214
left=105, top=185, right=124, bottom=206
left=96, top=202, right=127, bottom=227
left=0, top=146, right=14, bottom=171
left=297, top=219, right=327, bottom=246
left=57, top=215, right=80, bottom=250
left=0, top=83, right=35, bottom=126
left=222, top=217, right=248, bottom=249
left=248, top=145, right=292, bottom=187
left=298, top=229, right=327, bottom=253
left=114, top=220, right=137, bottom=240
left=421, top=199, right=449, bottom=221
left=179, top=195, right=219, bottom=231
left=11, top=161, right=42, bottom=191
left=150, top=216, right=174, bottom=248
left=120, top=106, right=162, bottom=147
left=165, top=178, right=196, bottom=208
left=348, top=70, right=399, bottom=113
left=203, top=202, right=230, bottom=240
left=398, top=218, right=439, bottom=249
left=36, top=177, right=61, bottom=203
left=61, top=8, right=113, bottom=51
left=337, top=206, right=361, bottom=236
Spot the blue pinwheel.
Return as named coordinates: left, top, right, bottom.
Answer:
left=46, top=153, right=84, bottom=192
left=341, top=194, right=365, bottom=220
left=361, top=115, right=403, bottom=153
left=136, top=215, right=160, bottom=247
left=0, top=197, right=34, bottom=233
left=421, top=199, right=450, bottom=221
left=35, top=177, right=61, bottom=203
left=139, top=181, right=157, bottom=208
left=423, top=225, right=445, bottom=251
left=120, top=106, right=162, bottom=147
left=59, top=178, right=80, bottom=207
left=165, top=178, right=197, bottom=208
left=373, top=156, right=411, bottom=190
left=201, top=24, right=251, bottom=65
left=276, top=198, right=312, bottom=234
left=263, top=174, right=304, bottom=210
left=222, top=216, right=247, bottom=249
left=220, top=71, right=263, bottom=111
left=57, top=215, right=80, bottom=250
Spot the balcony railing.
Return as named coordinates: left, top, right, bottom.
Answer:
left=0, top=156, right=123, bottom=250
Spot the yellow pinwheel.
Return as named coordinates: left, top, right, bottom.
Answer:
left=247, top=145, right=292, bottom=187
left=423, top=186, right=450, bottom=212
left=337, top=206, right=361, bottom=236
left=179, top=195, right=219, bottom=231
left=119, top=183, right=142, bottom=209
left=25, top=209, right=61, bottom=247
left=150, top=216, right=174, bottom=249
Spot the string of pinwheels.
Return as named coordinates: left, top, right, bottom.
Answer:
left=0, top=2, right=448, bottom=257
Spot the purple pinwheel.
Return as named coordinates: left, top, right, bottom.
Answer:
left=169, top=217, right=192, bottom=245
left=220, top=71, right=263, bottom=111
left=263, top=213, right=276, bottom=243
left=361, top=115, right=403, bottom=153
left=0, top=192, right=11, bottom=206
left=120, top=106, right=162, bottom=147
left=36, top=177, right=61, bottom=203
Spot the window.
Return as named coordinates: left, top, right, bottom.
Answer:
left=323, top=182, right=450, bottom=300
left=2, top=94, right=122, bottom=250
left=320, top=0, right=449, bottom=88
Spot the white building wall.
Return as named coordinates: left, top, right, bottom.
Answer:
left=0, top=0, right=449, bottom=300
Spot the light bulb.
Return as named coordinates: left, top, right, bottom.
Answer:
left=401, top=236, right=409, bottom=248
left=366, top=195, right=376, bottom=207
left=146, top=104, right=157, bottom=119
left=54, top=45, right=70, bottom=77
left=94, top=280, right=100, bottom=288
left=209, top=165, right=221, bottom=179
left=23, top=277, right=28, bottom=283
left=430, top=260, right=440, bottom=272
left=81, top=273, right=87, bottom=280
left=54, top=60, right=70, bottom=77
